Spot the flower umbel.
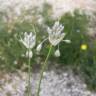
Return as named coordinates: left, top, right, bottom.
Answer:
left=47, top=21, right=65, bottom=46
left=20, top=32, right=36, bottom=49
left=36, top=21, right=71, bottom=57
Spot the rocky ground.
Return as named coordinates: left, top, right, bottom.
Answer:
left=0, top=67, right=96, bottom=96
left=0, top=0, right=96, bottom=18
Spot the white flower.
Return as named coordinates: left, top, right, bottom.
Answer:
left=26, top=50, right=33, bottom=58
left=19, top=32, right=36, bottom=58
left=36, top=21, right=71, bottom=56
left=20, top=32, right=36, bottom=49
left=47, top=21, right=65, bottom=46
left=54, top=49, right=60, bottom=57
left=36, top=44, right=42, bottom=52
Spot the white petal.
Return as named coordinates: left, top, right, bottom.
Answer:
left=59, top=25, right=64, bottom=32
left=47, top=27, right=52, bottom=34
left=20, top=39, right=28, bottom=48
left=56, top=24, right=64, bottom=33
left=32, top=35, right=36, bottom=40
left=30, top=41, right=36, bottom=49
left=29, top=32, right=32, bottom=37
left=54, top=49, right=60, bottom=57
left=58, top=33, right=66, bottom=42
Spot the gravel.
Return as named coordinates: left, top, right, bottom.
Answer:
left=0, top=67, right=96, bottom=96
left=0, top=0, right=96, bottom=18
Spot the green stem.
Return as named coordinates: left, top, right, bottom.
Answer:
left=28, top=50, right=31, bottom=96
left=36, top=45, right=52, bottom=96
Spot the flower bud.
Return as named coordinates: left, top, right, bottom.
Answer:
left=64, top=40, right=71, bottom=43
left=36, top=44, right=42, bottom=52
left=54, top=49, right=60, bottom=57
left=26, top=50, right=33, bottom=58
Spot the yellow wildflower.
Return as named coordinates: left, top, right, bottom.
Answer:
left=81, top=44, right=87, bottom=50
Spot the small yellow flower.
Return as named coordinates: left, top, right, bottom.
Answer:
left=81, top=44, right=87, bottom=50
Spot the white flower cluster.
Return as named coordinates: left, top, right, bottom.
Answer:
left=36, top=21, right=71, bottom=57
left=20, top=32, right=36, bottom=49
left=19, top=21, right=71, bottom=58
left=20, top=32, right=36, bottom=58
left=47, top=21, right=65, bottom=46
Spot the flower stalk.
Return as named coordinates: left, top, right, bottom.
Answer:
left=36, top=45, right=52, bottom=96
left=27, top=49, right=31, bottom=96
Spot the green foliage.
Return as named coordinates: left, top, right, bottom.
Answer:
left=79, top=41, right=96, bottom=91
left=58, top=10, right=96, bottom=91
left=59, top=10, right=89, bottom=65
